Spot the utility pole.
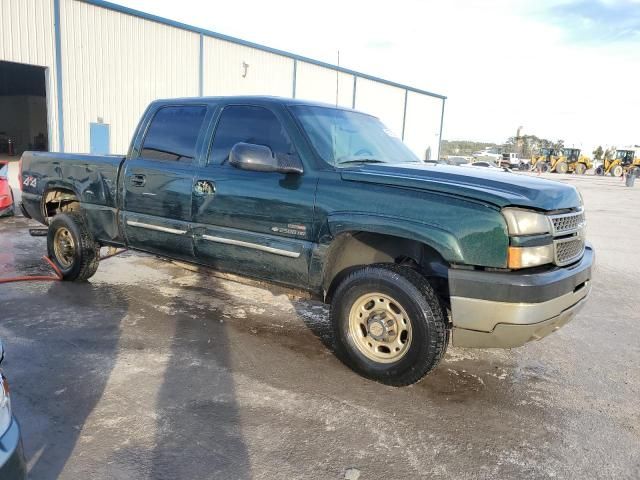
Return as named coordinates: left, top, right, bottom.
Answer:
left=336, top=50, right=340, bottom=106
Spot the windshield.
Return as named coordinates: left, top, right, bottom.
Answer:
left=0, top=163, right=7, bottom=178
left=563, top=149, right=579, bottom=161
left=616, top=150, right=633, bottom=161
left=290, top=105, right=420, bottom=166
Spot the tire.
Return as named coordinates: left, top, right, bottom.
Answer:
left=330, top=264, right=449, bottom=386
left=611, top=165, right=623, bottom=177
left=47, top=212, right=100, bottom=281
left=555, top=161, right=568, bottom=174
left=538, top=162, right=550, bottom=173
left=574, top=163, right=586, bottom=175
left=595, top=165, right=604, bottom=175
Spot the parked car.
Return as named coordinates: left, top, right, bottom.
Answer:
left=20, top=96, right=593, bottom=386
left=464, top=160, right=511, bottom=172
left=445, top=155, right=471, bottom=166
left=500, top=153, right=531, bottom=170
left=0, top=162, right=15, bottom=217
left=472, top=148, right=502, bottom=162
left=0, top=339, right=27, bottom=479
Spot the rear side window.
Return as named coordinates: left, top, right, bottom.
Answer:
left=208, top=105, right=293, bottom=165
left=140, top=106, right=207, bottom=163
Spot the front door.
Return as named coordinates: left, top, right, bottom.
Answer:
left=122, top=104, right=209, bottom=259
left=191, top=105, right=316, bottom=287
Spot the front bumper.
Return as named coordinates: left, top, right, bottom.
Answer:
left=0, top=419, right=27, bottom=480
left=449, top=244, right=594, bottom=348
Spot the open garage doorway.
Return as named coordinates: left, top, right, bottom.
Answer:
left=0, top=61, right=49, bottom=159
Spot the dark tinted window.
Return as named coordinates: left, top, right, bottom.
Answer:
left=209, top=105, right=293, bottom=165
left=141, top=106, right=207, bottom=163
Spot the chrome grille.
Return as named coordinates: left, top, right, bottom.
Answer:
left=549, top=210, right=585, bottom=235
left=554, top=236, right=585, bottom=266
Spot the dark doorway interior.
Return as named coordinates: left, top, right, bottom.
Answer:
left=0, top=61, right=49, bottom=157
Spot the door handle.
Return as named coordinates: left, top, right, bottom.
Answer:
left=130, top=174, right=146, bottom=187
left=194, top=180, right=215, bottom=196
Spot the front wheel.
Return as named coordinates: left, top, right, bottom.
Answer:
left=574, top=163, right=587, bottom=175
left=47, top=212, right=100, bottom=281
left=595, top=165, right=604, bottom=175
left=611, top=165, right=624, bottom=177
left=537, top=162, right=550, bottom=173
left=555, top=161, right=568, bottom=174
left=330, top=264, right=449, bottom=386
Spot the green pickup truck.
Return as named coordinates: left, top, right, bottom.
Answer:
left=19, top=96, right=593, bottom=386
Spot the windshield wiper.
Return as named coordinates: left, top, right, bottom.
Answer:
left=337, top=157, right=387, bottom=165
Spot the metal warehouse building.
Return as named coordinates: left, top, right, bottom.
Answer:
left=0, top=0, right=445, bottom=159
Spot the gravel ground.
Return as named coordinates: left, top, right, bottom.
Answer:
left=0, top=172, right=638, bottom=479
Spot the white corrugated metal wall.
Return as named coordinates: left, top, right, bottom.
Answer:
left=0, top=0, right=444, bottom=158
left=404, top=91, right=444, bottom=161
left=203, top=37, right=293, bottom=98
left=354, top=78, right=406, bottom=139
left=60, top=0, right=200, bottom=153
left=0, top=0, right=60, bottom=151
left=295, top=62, right=354, bottom=108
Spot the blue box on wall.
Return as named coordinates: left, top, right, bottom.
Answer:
left=90, top=123, right=110, bottom=154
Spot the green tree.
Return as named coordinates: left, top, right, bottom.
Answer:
left=604, top=147, right=616, bottom=161
left=592, top=146, right=604, bottom=162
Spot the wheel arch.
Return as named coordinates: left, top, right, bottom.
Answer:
left=319, top=219, right=460, bottom=303
left=41, top=185, right=81, bottom=222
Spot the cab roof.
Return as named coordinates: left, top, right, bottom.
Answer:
left=151, top=95, right=357, bottom=112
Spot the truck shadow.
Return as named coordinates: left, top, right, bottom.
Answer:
left=145, top=275, right=252, bottom=479
left=1, top=281, right=127, bottom=479
left=1, top=239, right=251, bottom=478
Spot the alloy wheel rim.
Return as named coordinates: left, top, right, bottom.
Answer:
left=53, top=227, right=75, bottom=268
left=348, top=292, right=412, bottom=363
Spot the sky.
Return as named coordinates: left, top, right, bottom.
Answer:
left=111, top=0, right=640, bottom=150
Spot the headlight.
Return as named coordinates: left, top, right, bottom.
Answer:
left=503, top=208, right=554, bottom=269
left=507, top=244, right=554, bottom=269
left=0, top=373, right=11, bottom=436
left=502, top=208, right=551, bottom=235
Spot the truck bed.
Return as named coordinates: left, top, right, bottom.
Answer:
left=20, top=151, right=125, bottom=241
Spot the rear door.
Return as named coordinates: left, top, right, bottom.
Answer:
left=121, top=104, right=209, bottom=260
left=191, top=104, right=317, bottom=287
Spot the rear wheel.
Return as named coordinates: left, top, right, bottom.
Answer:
left=330, top=264, right=449, bottom=386
left=611, top=165, right=624, bottom=177
left=555, top=161, right=568, bottom=174
left=574, top=163, right=587, bottom=175
left=47, top=212, right=100, bottom=281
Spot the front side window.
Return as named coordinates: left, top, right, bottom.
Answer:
left=140, top=105, right=207, bottom=163
left=289, top=105, right=420, bottom=166
left=209, top=105, right=293, bottom=165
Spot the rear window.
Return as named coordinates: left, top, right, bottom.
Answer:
left=0, top=163, right=7, bottom=177
left=140, top=106, right=207, bottom=163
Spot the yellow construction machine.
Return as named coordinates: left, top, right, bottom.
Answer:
left=595, top=149, right=640, bottom=177
left=530, top=147, right=561, bottom=172
left=553, top=148, right=592, bottom=174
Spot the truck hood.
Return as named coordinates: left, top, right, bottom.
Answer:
left=340, top=163, right=582, bottom=211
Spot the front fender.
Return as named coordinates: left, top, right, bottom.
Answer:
left=323, top=203, right=509, bottom=269
left=326, top=212, right=464, bottom=264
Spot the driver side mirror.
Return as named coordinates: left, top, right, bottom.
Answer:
left=229, top=142, right=303, bottom=174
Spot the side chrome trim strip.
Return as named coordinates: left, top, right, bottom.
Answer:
left=201, top=234, right=301, bottom=258
left=126, top=220, right=187, bottom=235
